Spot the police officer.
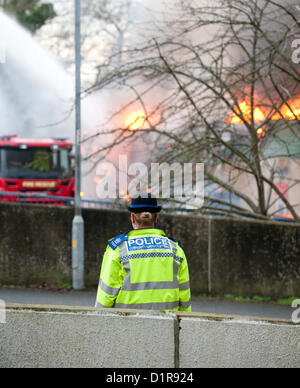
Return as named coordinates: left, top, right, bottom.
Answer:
left=95, top=195, right=191, bottom=312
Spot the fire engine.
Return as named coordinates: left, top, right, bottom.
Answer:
left=0, top=135, right=74, bottom=204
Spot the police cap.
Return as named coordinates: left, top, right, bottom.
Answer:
left=128, top=194, right=162, bottom=213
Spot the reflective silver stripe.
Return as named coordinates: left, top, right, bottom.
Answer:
left=179, top=299, right=191, bottom=309
left=99, top=279, right=120, bottom=296
left=121, top=259, right=179, bottom=292
left=179, top=281, right=190, bottom=290
left=173, top=259, right=179, bottom=287
left=95, top=301, right=114, bottom=309
left=170, top=239, right=178, bottom=257
left=119, top=241, right=128, bottom=263
left=169, top=241, right=184, bottom=264
left=122, top=281, right=176, bottom=291
left=122, top=261, right=131, bottom=292
left=115, top=301, right=179, bottom=310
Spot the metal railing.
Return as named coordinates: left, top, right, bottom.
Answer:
left=1, top=192, right=295, bottom=221
left=0, top=191, right=112, bottom=209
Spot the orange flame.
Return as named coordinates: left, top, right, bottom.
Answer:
left=229, top=96, right=300, bottom=124
left=271, top=97, right=300, bottom=121
left=123, top=194, right=131, bottom=202
left=125, top=110, right=147, bottom=131
left=257, top=127, right=265, bottom=137
left=93, top=177, right=101, bottom=184
left=229, top=101, right=265, bottom=124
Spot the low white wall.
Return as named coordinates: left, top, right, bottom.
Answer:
left=0, top=305, right=299, bottom=368
left=179, top=313, right=300, bottom=368
left=0, top=305, right=176, bottom=368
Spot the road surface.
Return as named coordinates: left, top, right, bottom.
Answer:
left=0, top=287, right=294, bottom=320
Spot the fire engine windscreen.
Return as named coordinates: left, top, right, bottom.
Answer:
left=0, top=147, right=72, bottom=180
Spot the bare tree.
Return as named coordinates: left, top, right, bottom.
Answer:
left=85, top=0, right=300, bottom=221
left=36, top=0, right=137, bottom=86
left=0, top=0, right=56, bottom=32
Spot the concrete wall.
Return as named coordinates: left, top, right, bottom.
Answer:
left=179, top=313, right=300, bottom=368
left=0, top=203, right=299, bottom=297
left=0, top=305, right=176, bottom=368
left=0, top=305, right=299, bottom=368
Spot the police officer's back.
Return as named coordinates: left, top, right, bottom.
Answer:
left=95, top=195, right=191, bottom=312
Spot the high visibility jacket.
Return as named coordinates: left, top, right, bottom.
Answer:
left=95, top=228, right=191, bottom=312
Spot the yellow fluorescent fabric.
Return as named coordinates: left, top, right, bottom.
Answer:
left=130, top=258, right=174, bottom=283
left=96, top=228, right=191, bottom=312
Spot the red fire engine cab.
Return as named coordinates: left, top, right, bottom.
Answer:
left=0, top=135, right=74, bottom=204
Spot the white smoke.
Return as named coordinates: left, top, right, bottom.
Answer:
left=0, top=10, right=104, bottom=200
left=0, top=9, right=75, bottom=138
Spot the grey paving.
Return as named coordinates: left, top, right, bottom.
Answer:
left=0, top=287, right=294, bottom=320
